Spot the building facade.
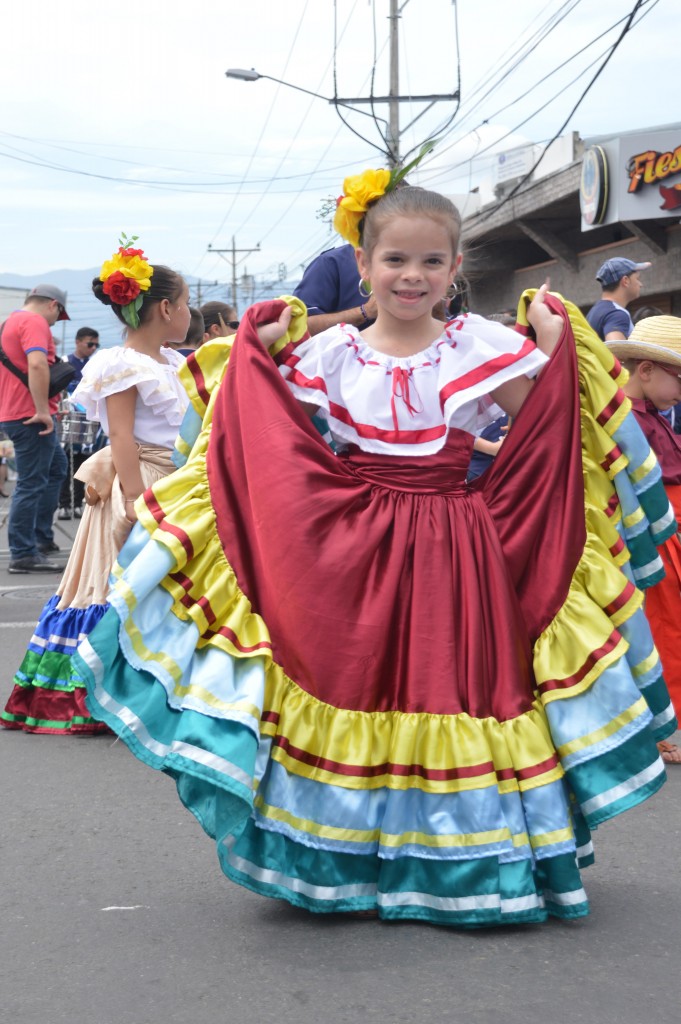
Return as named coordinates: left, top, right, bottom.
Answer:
left=461, top=125, right=681, bottom=319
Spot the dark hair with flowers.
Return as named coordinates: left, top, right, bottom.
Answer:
left=95, top=233, right=155, bottom=328
left=93, top=234, right=185, bottom=329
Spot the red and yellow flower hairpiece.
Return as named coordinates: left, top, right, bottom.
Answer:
left=100, top=233, right=154, bottom=329
left=332, top=142, right=435, bottom=248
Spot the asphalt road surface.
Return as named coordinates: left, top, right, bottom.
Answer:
left=1, top=505, right=680, bottom=1024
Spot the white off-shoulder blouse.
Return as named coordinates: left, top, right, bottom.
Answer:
left=72, top=346, right=188, bottom=450
left=279, top=314, right=547, bottom=456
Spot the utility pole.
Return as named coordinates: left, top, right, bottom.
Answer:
left=334, top=0, right=459, bottom=167
left=191, top=279, right=219, bottom=306
left=388, top=0, right=400, bottom=166
left=207, top=237, right=261, bottom=313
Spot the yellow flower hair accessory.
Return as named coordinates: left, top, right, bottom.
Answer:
left=100, top=232, right=154, bottom=329
left=331, top=142, right=435, bottom=249
left=333, top=169, right=391, bottom=248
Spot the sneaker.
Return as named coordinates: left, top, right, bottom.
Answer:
left=39, top=540, right=61, bottom=554
left=74, top=506, right=83, bottom=519
left=57, top=508, right=72, bottom=520
left=8, top=555, right=65, bottom=574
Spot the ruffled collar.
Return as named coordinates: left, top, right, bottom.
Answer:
left=339, top=321, right=461, bottom=370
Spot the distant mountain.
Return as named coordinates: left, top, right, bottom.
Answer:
left=0, top=268, right=119, bottom=352
left=0, top=268, right=302, bottom=355
left=0, top=268, right=101, bottom=291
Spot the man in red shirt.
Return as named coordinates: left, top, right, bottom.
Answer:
left=0, top=285, right=69, bottom=572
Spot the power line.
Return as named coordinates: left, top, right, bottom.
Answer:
left=205, top=0, right=316, bottom=254
left=477, top=0, right=648, bottom=222
left=215, top=0, right=364, bottom=248
left=427, top=0, right=657, bottom=166
left=414, top=0, right=659, bottom=191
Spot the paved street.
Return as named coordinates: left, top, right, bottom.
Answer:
left=1, top=493, right=680, bottom=1024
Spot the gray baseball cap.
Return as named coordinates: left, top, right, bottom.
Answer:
left=595, top=258, right=651, bottom=287
left=28, top=284, right=70, bottom=320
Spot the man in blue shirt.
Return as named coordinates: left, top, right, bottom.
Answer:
left=293, top=244, right=377, bottom=336
left=59, top=327, right=99, bottom=519
left=586, top=257, right=651, bottom=341
left=67, top=327, right=99, bottom=385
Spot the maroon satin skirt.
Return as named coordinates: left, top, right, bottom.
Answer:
left=207, top=300, right=584, bottom=724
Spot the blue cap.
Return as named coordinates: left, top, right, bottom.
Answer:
left=596, top=258, right=651, bottom=286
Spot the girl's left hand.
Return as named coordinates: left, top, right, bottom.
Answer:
left=527, top=281, right=563, bottom=350
left=256, top=305, right=293, bottom=348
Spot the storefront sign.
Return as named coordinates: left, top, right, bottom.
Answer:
left=582, top=125, right=681, bottom=230
left=580, top=145, right=609, bottom=225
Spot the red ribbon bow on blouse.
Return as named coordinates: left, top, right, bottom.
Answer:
left=390, top=366, right=424, bottom=432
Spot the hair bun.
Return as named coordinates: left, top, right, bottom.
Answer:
left=92, top=277, right=114, bottom=307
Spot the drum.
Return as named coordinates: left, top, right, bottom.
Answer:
left=56, top=400, right=99, bottom=446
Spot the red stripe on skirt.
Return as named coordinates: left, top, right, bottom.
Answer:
left=203, top=624, right=273, bottom=654
left=596, top=389, right=627, bottom=427
left=538, top=630, right=621, bottom=694
left=604, top=580, right=637, bottom=617
left=186, top=355, right=210, bottom=407
left=272, top=734, right=558, bottom=784
left=600, top=445, right=624, bottom=472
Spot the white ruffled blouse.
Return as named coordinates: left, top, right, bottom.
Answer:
left=72, top=346, right=188, bottom=450
left=279, top=315, right=547, bottom=456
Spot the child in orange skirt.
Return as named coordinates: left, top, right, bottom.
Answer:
left=607, top=315, right=681, bottom=764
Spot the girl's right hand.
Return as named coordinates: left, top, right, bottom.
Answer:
left=256, top=305, right=293, bottom=348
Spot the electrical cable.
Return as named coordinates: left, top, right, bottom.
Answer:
left=0, top=129, right=379, bottom=188
left=332, top=0, right=394, bottom=158
left=205, top=0, right=314, bottom=253
left=416, top=0, right=659, bottom=189
left=452, top=0, right=584, bottom=126
left=200, top=0, right=367, bottom=276
left=369, top=0, right=391, bottom=155
left=426, top=0, right=657, bottom=166
left=477, top=0, right=648, bottom=222
left=398, top=0, right=462, bottom=166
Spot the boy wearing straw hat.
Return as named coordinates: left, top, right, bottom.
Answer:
left=607, top=315, right=681, bottom=764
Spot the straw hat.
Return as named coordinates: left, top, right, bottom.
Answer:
left=605, top=315, right=681, bottom=368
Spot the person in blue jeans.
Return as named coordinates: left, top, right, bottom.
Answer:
left=0, top=420, right=67, bottom=569
left=0, top=284, right=69, bottom=572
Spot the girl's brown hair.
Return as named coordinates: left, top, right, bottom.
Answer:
left=360, top=186, right=462, bottom=256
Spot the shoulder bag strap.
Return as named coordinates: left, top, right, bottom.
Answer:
left=0, top=319, right=32, bottom=389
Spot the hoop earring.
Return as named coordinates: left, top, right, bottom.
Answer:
left=359, top=279, right=372, bottom=298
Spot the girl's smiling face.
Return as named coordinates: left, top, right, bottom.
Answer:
left=357, top=214, right=459, bottom=323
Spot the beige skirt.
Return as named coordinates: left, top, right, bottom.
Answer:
left=56, top=444, right=174, bottom=609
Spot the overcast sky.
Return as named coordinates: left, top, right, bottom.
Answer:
left=1, top=0, right=675, bottom=317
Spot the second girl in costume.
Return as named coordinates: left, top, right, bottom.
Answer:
left=1, top=243, right=190, bottom=733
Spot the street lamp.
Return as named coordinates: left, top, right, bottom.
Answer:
left=225, top=69, right=386, bottom=125
left=226, top=66, right=458, bottom=168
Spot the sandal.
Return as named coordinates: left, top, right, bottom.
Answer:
left=658, top=740, right=681, bottom=765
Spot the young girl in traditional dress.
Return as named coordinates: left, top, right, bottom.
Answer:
left=605, top=315, right=681, bottom=765
left=75, top=175, right=675, bottom=926
left=1, top=245, right=190, bottom=734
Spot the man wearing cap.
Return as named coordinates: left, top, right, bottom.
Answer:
left=586, top=257, right=651, bottom=341
left=0, top=285, right=69, bottom=573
